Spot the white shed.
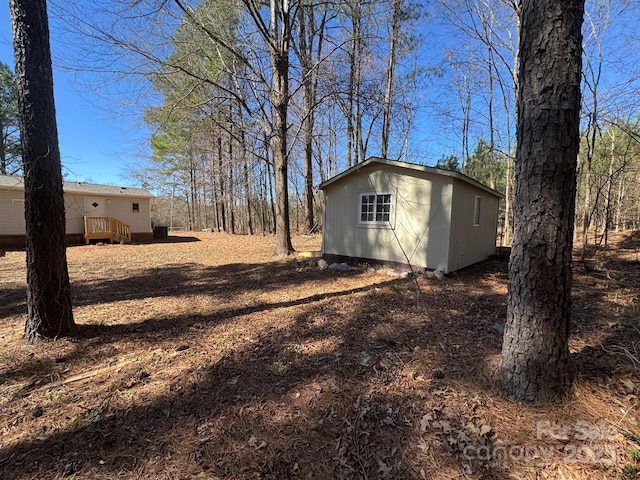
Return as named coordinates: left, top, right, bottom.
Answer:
left=319, top=158, right=504, bottom=273
left=0, top=175, right=153, bottom=249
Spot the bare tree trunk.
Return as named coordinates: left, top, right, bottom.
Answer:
left=212, top=165, right=220, bottom=232
left=346, top=33, right=355, bottom=169
left=227, top=133, right=235, bottom=235
left=243, top=158, right=253, bottom=235
left=381, top=0, right=400, bottom=158
left=603, top=129, right=615, bottom=249
left=298, top=4, right=315, bottom=233
left=269, top=0, right=294, bottom=255
left=0, top=130, right=6, bottom=175
left=498, top=0, right=584, bottom=403
left=504, top=157, right=512, bottom=245
left=265, top=133, right=277, bottom=234
left=10, top=0, right=76, bottom=341
left=580, top=133, right=594, bottom=258
left=260, top=162, right=268, bottom=234
left=217, top=136, right=226, bottom=232
left=615, top=174, right=624, bottom=232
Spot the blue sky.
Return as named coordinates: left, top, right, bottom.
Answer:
left=0, top=3, right=145, bottom=186
left=1, top=1, right=637, bottom=190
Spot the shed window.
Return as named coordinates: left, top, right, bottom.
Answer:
left=132, top=202, right=140, bottom=213
left=359, top=193, right=391, bottom=224
left=473, top=196, right=481, bottom=226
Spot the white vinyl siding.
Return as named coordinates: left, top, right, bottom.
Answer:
left=0, top=190, right=27, bottom=234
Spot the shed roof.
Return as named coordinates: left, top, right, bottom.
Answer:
left=0, top=175, right=153, bottom=198
left=319, top=157, right=504, bottom=199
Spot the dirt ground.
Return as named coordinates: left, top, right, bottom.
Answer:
left=0, top=231, right=639, bottom=480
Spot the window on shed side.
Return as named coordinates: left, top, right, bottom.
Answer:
left=359, top=193, right=391, bottom=224
left=473, top=196, right=481, bottom=226
left=132, top=202, right=140, bottom=213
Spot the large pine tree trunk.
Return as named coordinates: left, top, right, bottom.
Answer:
left=497, top=0, right=584, bottom=403
left=269, top=0, right=294, bottom=256
left=10, top=0, right=75, bottom=341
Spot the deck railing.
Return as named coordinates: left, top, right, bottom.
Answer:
left=83, top=216, right=131, bottom=244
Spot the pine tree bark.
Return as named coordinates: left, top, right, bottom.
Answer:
left=298, top=4, right=315, bottom=234
left=10, top=0, right=75, bottom=341
left=497, top=0, right=584, bottom=403
left=269, top=0, right=294, bottom=255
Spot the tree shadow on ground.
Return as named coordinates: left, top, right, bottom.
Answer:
left=69, top=260, right=354, bottom=307
left=2, top=241, right=636, bottom=479
left=0, top=259, right=514, bottom=479
left=571, top=230, right=640, bottom=389
left=149, top=235, right=201, bottom=244
left=0, top=285, right=25, bottom=318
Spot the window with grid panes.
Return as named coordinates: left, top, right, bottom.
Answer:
left=359, top=193, right=391, bottom=224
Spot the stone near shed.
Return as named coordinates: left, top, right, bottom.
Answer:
left=318, top=259, right=328, bottom=270
left=329, top=262, right=351, bottom=271
left=433, top=269, right=445, bottom=280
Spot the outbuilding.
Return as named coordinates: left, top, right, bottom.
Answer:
left=319, top=158, right=503, bottom=273
left=0, top=175, right=153, bottom=249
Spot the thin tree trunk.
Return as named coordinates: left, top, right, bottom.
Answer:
left=298, top=4, right=315, bottom=233
left=244, top=158, right=253, bottom=235
left=497, top=0, right=584, bottom=403
left=381, top=0, right=400, bottom=159
left=0, top=125, right=6, bottom=175
left=210, top=150, right=220, bottom=232
left=615, top=175, right=624, bottom=232
left=10, top=0, right=75, bottom=341
left=218, top=136, right=226, bottom=232
left=227, top=133, right=235, bottom=235
left=603, top=131, right=615, bottom=249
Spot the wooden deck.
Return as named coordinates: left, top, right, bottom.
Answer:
left=84, top=216, right=131, bottom=244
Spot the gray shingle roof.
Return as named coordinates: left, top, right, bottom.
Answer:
left=0, top=175, right=153, bottom=198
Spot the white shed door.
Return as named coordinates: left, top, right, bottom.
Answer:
left=85, top=197, right=106, bottom=217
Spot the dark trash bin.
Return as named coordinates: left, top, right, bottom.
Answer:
left=154, top=226, right=168, bottom=239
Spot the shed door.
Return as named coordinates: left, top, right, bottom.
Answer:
left=85, top=197, right=106, bottom=217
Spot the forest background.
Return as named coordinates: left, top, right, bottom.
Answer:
left=0, top=0, right=639, bottom=253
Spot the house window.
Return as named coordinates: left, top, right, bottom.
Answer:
left=473, top=196, right=481, bottom=226
left=359, top=193, right=392, bottom=224
left=132, top=202, right=140, bottom=213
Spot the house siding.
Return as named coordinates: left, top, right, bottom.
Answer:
left=102, top=197, right=152, bottom=233
left=0, top=189, right=27, bottom=235
left=65, top=193, right=88, bottom=234
left=322, top=163, right=453, bottom=271
left=1, top=175, right=153, bottom=249
left=448, top=179, right=500, bottom=271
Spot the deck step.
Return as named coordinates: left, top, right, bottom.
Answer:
left=84, top=216, right=132, bottom=245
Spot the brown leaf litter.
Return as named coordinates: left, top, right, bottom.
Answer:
left=0, top=231, right=639, bottom=479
